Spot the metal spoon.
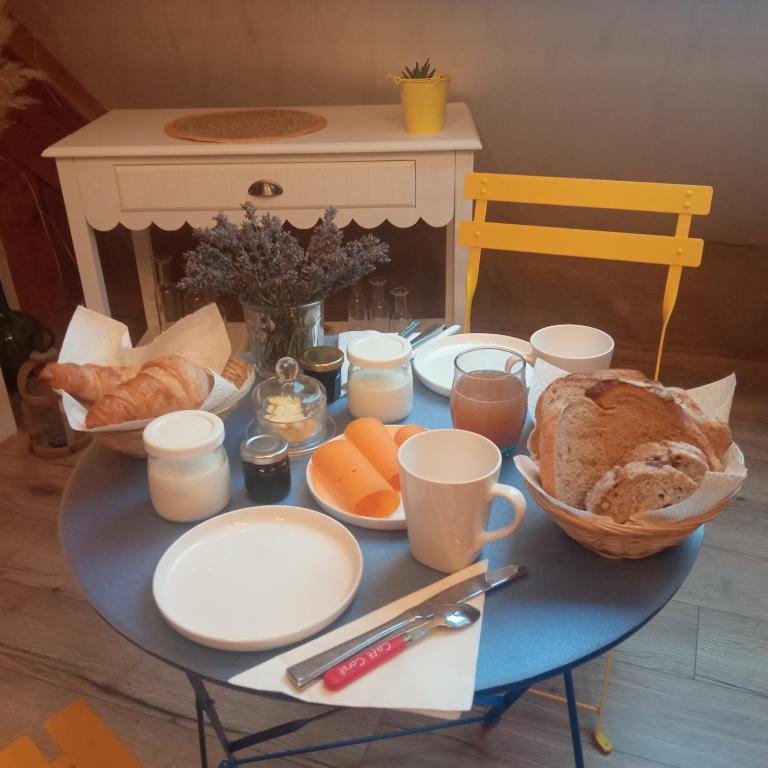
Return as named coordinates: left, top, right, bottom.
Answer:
left=323, top=603, right=481, bottom=690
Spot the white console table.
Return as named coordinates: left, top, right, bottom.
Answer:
left=44, top=104, right=481, bottom=332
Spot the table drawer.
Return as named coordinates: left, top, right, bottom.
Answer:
left=114, top=160, right=416, bottom=211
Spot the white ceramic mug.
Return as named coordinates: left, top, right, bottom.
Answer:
left=398, top=429, right=527, bottom=573
left=529, top=324, right=614, bottom=373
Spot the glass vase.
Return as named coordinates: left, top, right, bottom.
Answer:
left=240, top=298, right=324, bottom=379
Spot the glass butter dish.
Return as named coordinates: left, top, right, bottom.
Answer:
left=251, top=356, right=335, bottom=455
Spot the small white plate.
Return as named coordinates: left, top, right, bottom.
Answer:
left=413, top=333, right=534, bottom=397
left=153, top=506, right=363, bottom=651
left=307, top=425, right=407, bottom=531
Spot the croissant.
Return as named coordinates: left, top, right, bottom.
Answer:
left=221, top=357, right=251, bottom=388
left=85, top=355, right=212, bottom=428
left=39, top=362, right=141, bottom=402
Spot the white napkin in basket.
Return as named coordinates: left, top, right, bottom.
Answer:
left=56, top=305, right=238, bottom=432
left=516, top=363, right=747, bottom=526
left=229, top=560, right=488, bottom=718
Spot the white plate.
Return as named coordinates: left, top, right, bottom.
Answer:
left=152, top=505, right=363, bottom=651
left=307, top=425, right=407, bottom=531
left=413, top=333, right=534, bottom=397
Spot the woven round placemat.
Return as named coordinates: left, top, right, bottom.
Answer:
left=164, top=108, right=327, bottom=143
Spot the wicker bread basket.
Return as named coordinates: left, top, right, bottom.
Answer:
left=87, top=367, right=255, bottom=458
left=524, top=479, right=741, bottom=559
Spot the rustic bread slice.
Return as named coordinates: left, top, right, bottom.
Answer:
left=586, top=461, right=699, bottom=523
left=665, top=388, right=733, bottom=460
left=538, top=396, right=609, bottom=507
left=539, top=379, right=720, bottom=508
left=622, top=440, right=708, bottom=484
left=528, top=368, right=650, bottom=458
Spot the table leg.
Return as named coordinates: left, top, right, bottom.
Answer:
left=130, top=228, right=160, bottom=331
left=187, top=673, right=235, bottom=767
left=564, top=669, right=586, bottom=768
left=195, top=693, right=209, bottom=768
left=55, top=158, right=111, bottom=315
left=449, top=151, right=474, bottom=327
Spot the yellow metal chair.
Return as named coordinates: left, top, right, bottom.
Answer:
left=459, top=173, right=713, bottom=380
left=0, top=700, right=142, bottom=768
left=458, top=172, right=712, bottom=751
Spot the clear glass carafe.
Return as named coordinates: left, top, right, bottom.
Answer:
left=153, top=253, right=183, bottom=330
left=347, top=280, right=368, bottom=330
left=390, top=286, right=412, bottom=333
left=369, top=275, right=390, bottom=332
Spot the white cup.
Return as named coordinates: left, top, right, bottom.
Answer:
left=398, top=429, right=527, bottom=573
left=529, top=324, right=614, bottom=374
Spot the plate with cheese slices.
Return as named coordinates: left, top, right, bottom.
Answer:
left=307, top=420, right=427, bottom=530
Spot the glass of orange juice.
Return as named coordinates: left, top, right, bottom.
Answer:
left=450, top=348, right=528, bottom=455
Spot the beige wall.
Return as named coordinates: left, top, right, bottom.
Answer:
left=11, top=0, right=768, bottom=365
left=13, top=0, right=768, bottom=245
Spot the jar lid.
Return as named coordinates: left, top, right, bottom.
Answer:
left=299, top=345, right=344, bottom=372
left=346, top=332, right=412, bottom=369
left=240, top=433, right=290, bottom=465
left=143, top=410, right=225, bottom=459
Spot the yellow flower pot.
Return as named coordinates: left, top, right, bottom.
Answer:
left=388, top=73, right=451, bottom=134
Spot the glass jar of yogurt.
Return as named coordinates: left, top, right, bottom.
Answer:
left=346, top=332, right=413, bottom=422
left=143, top=410, right=231, bottom=522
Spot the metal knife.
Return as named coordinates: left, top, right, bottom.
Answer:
left=286, top=564, right=527, bottom=689
left=409, top=323, right=446, bottom=350
left=398, top=319, right=421, bottom=338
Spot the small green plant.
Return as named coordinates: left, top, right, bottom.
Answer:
left=400, top=58, right=437, bottom=79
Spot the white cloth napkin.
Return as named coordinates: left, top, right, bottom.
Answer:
left=229, top=560, right=487, bottom=718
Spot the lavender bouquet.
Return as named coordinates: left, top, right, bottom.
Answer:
left=180, top=203, right=389, bottom=375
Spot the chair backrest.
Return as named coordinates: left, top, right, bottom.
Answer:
left=458, top=173, right=713, bottom=379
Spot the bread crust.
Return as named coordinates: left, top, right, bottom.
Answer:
left=85, top=355, right=211, bottom=427
left=221, top=357, right=251, bottom=388
left=586, top=462, right=699, bottom=523
left=39, top=362, right=140, bottom=402
left=622, top=440, right=708, bottom=484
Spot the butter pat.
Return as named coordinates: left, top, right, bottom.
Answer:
left=266, top=395, right=305, bottom=424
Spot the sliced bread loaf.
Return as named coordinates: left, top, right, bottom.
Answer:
left=585, top=461, right=699, bottom=523
left=539, top=379, right=720, bottom=508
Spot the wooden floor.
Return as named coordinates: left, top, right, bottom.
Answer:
left=1, top=358, right=766, bottom=768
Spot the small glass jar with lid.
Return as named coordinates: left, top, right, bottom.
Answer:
left=299, top=345, right=344, bottom=403
left=241, top=432, right=291, bottom=503
left=143, top=410, right=231, bottom=522
left=346, top=332, right=413, bottom=422
left=251, top=356, right=333, bottom=454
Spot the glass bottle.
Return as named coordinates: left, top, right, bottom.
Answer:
left=183, top=287, right=214, bottom=316
left=369, top=276, right=390, bottom=332
left=347, top=281, right=368, bottom=330
left=390, top=286, right=412, bottom=333
left=154, top=253, right=183, bottom=330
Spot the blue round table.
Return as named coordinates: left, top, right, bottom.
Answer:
left=60, top=380, right=702, bottom=767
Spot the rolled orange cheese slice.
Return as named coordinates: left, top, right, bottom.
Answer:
left=312, top=439, right=400, bottom=518
left=394, top=424, right=427, bottom=447
left=344, top=417, right=401, bottom=491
